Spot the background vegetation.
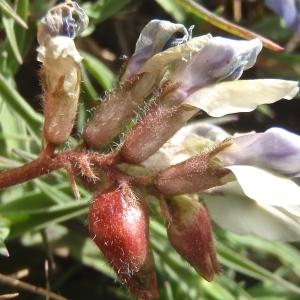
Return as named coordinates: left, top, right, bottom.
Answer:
left=1, top=0, right=300, bottom=299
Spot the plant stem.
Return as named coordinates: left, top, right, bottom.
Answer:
left=0, top=272, right=68, bottom=300
left=0, top=150, right=114, bottom=190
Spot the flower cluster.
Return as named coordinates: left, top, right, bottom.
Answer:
left=85, top=19, right=299, bottom=298
left=10, top=1, right=300, bottom=299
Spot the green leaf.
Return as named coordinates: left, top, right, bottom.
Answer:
left=0, top=0, right=28, bottom=29
left=3, top=201, right=89, bottom=239
left=2, top=13, right=23, bottom=64
left=155, top=0, right=187, bottom=23
left=217, top=242, right=300, bottom=295
left=0, top=102, right=30, bottom=157
left=0, top=74, right=42, bottom=140
left=81, top=0, right=132, bottom=24
left=0, top=217, right=10, bottom=256
left=223, top=232, right=300, bottom=278
left=80, top=50, right=115, bottom=91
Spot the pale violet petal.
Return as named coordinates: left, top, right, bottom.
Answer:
left=183, top=79, right=299, bottom=117
left=170, top=38, right=262, bottom=98
left=216, top=128, right=300, bottom=177
left=121, top=20, right=188, bottom=81
left=203, top=183, right=300, bottom=241
left=226, top=165, right=300, bottom=206
left=140, top=34, right=212, bottom=73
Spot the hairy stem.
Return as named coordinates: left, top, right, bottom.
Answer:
left=0, top=150, right=115, bottom=190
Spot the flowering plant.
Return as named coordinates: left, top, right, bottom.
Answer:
left=1, top=0, right=300, bottom=299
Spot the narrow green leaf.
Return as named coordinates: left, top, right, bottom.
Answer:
left=4, top=201, right=89, bottom=239
left=217, top=242, right=300, bottom=294
left=80, top=50, right=115, bottom=91
left=0, top=102, right=30, bottom=156
left=2, top=13, right=23, bottom=64
left=6, top=0, right=29, bottom=72
left=176, top=0, right=283, bottom=51
left=34, top=180, right=75, bottom=205
left=224, top=232, right=300, bottom=278
left=0, top=0, right=28, bottom=28
left=200, top=280, right=236, bottom=300
left=0, top=74, right=42, bottom=139
left=0, top=217, right=10, bottom=257
left=155, top=0, right=186, bottom=23
left=82, top=0, right=132, bottom=24
left=81, top=66, right=98, bottom=102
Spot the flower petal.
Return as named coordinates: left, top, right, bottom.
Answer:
left=140, top=34, right=212, bottom=73
left=265, top=0, right=299, bottom=31
left=203, top=182, right=300, bottom=241
left=171, top=38, right=262, bottom=100
left=225, top=165, right=300, bottom=206
left=216, top=127, right=300, bottom=177
left=122, top=20, right=189, bottom=81
left=183, top=79, right=299, bottom=117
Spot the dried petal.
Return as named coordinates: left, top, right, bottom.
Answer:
left=37, top=1, right=88, bottom=146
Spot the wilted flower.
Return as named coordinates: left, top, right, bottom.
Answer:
left=37, top=0, right=88, bottom=146
left=121, top=19, right=192, bottom=82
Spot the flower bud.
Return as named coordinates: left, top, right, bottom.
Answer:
left=120, top=104, right=197, bottom=164
left=37, top=1, right=88, bottom=146
left=83, top=76, right=146, bottom=149
left=164, top=195, right=221, bottom=281
left=88, top=188, right=158, bottom=299
left=156, top=150, right=230, bottom=195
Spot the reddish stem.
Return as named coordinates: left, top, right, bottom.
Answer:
left=0, top=150, right=113, bottom=190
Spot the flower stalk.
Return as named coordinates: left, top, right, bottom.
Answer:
left=1, top=3, right=300, bottom=299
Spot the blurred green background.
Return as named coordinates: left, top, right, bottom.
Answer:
left=1, top=0, right=300, bottom=299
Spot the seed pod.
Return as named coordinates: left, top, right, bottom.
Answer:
left=89, top=188, right=158, bottom=299
left=164, top=195, right=221, bottom=282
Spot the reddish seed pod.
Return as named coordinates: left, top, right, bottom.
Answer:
left=88, top=188, right=158, bottom=299
left=164, top=195, right=221, bottom=282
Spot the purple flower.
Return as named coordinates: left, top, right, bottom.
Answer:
left=215, top=128, right=300, bottom=177
left=166, top=37, right=298, bottom=117
left=169, top=37, right=262, bottom=101
left=265, top=0, right=300, bottom=34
